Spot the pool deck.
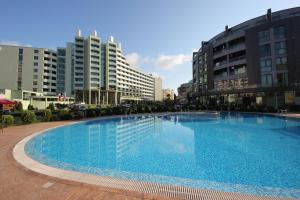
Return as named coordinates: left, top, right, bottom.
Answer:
left=0, top=114, right=299, bottom=200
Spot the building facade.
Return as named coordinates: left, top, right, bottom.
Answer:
left=64, top=32, right=155, bottom=104
left=162, top=89, right=175, bottom=100
left=0, top=45, right=58, bottom=96
left=154, top=77, right=163, bottom=101
left=177, top=80, right=193, bottom=104
left=0, top=30, right=158, bottom=105
left=192, top=8, right=300, bottom=108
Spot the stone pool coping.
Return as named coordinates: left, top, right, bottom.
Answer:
left=12, top=112, right=297, bottom=200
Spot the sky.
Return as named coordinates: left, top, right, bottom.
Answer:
left=0, top=0, right=299, bottom=94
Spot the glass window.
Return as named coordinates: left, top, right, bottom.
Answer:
left=34, top=56, right=38, bottom=60
left=276, top=57, right=287, bottom=70
left=260, top=59, right=272, bottom=72
left=258, top=30, right=270, bottom=42
left=275, top=41, right=286, bottom=55
left=19, top=48, right=23, bottom=54
left=261, top=74, right=273, bottom=87
left=277, top=73, right=288, bottom=87
left=33, top=75, right=38, bottom=79
left=33, top=81, right=38, bottom=86
left=274, top=26, right=285, bottom=39
left=34, top=62, right=38, bottom=66
left=34, top=49, right=39, bottom=53
left=259, top=44, right=271, bottom=57
left=34, top=69, right=38, bottom=73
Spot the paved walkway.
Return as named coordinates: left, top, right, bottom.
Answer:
left=0, top=120, right=294, bottom=200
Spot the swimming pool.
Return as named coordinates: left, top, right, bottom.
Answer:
left=24, top=113, right=300, bottom=198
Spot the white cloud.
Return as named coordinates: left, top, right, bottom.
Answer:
left=154, top=54, right=191, bottom=70
left=126, top=52, right=192, bottom=70
left=0, top=41, right=32, bottom=47
left=125, top=52, right=149, bottom=68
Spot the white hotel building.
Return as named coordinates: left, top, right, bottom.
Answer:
left=0, top=30, right=162, bottom=105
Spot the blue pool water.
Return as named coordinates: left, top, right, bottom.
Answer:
left=25, top=113, right=300, bottom=198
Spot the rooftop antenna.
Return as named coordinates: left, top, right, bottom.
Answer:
left=266, top=8, right=272, bottom=22
left=109, top=36, right=114, bottom=42
left=93, top=30, right=97, bottom=37
left=76, top=28, right=82, bottom=37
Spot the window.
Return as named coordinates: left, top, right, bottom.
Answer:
left=33, top=69, right=38, bottom=73
left=33, top=88, right=37, bottom=92
left=34, top=56, right=38, bottom=60
left=261, top=74, right=273, bottom=87
left=277, top=73, right=288, bottom=87
left=276, top=57, right=287, bottom=70
left=260, top=59, right=272, bottom=72
left=258, top=29, right=270, bottom=42
left=274, top=26, right=285, bottom=39
left=19, top=49, right=23, bottom=54
left=33, top=75, right=38, bottom=79
left=34, top=62, right=38, bottom=66
left=34, top=49, right=39, bottom=53
left=275, top=41, right=286, bottom=55
left=33, top=81, right=38, bottom=86
left=259, top=44, right=271, bottom=57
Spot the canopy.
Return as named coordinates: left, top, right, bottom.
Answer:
left=0, top=99, right=16, bottom=105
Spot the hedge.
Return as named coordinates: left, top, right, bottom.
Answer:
left=21, top=111, right=36, bottom=124
left=2, top=115, right=14, bottom=125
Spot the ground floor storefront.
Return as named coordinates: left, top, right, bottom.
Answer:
left=192, top=87, right=300, bottom=111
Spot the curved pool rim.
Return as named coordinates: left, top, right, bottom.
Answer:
left=13, top=112, right=299, bottom=200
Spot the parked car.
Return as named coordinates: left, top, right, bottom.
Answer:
left=69, top=103, right=87, bottom=111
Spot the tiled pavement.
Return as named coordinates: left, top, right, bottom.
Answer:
left=0, top=120, right=296, bottom=200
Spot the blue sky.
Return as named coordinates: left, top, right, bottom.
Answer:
left=0, top=0, right=299, bottom=93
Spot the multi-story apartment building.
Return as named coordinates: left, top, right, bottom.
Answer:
left=0, top=45, right=57, bottom=96
left=154, top=77, right=163, bottom=101
left=60, top=32, right=156, bottom=104
left=192, top=7, right=300, bottom=108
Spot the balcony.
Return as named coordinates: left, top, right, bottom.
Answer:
left=213, top=49, right=227, bottom=59
left=227, top=43, right=246, bottom=54
left=214, top=60, right=228, bottom=70
left=229, top=55, right=246, bottom=65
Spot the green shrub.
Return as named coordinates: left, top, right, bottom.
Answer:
left=86, top=108, right=96, bottom=118
left=144, top=105, right=151, bottom=113
left=21, top=111, right=36, bottom=124
left=42, top=109, right=52, bottom=122
left=73, top=110, right=85, bottom=119
left=2, top=115, right=14, bottom=125
left=27, top=104, right=35, bottom=110
left=58, top=110, right=73, bottom=120
left=47, top=103, right=55, bottom=111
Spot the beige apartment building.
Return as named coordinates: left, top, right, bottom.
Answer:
left=0, top=45, right=57, bottom=96
left=154, top=77, right=163, bottom=101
